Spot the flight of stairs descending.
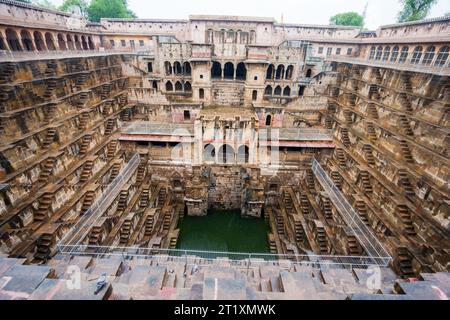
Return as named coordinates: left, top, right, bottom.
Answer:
left=139, top=187, right=150, bottom=209
left=34, top=193, right=54, bottom=222
left=346, top=93, right=356, bottom=107
left=340, top=128, right=351, bottom=147
left=43, top=104, right=56, bottom=123
left=79, top=160, right=94, bottom=183
left=283, top=191, right=294, bottom=214
left=335, top=148, right=347, bottom=168
left=34, top=233, right=54, bottom=261
left=37, top=157, right=56, bottom=184
left=367, top=103, right=379, bottom=119
left=366, top=122, right=377, bottom=141
left=343, top=110, right=353, bottom=125
left=75, top=73, right=89, bottom=89
left=109, top=163, right=121, bottom=182
left=120, top=220, right=132, bottom=245
left=88, top=226, right=102, bottom=245
left=398, top=93, right=413, bottom=113
left=398, top=115, right=414, bottom=136
left=121, top=109, right=132, bottom=121
left=107, top=141, right=118, bottom=159
left=347, top=236, right=362, bottom=255
left=78, top=134, right=92, bottom=156
left=275, top=213, right=285, bottom=236
left=104, top=119, right=115, bottom=135
left=322, top=197, right=333, bottom=220
left=78, top=112, right=89, bottom=129
left=44, top=60, right=58, bottom=77
left=76, top=91, right=89, bottom=108
left=400, top=74, right=412, bottom=92
left=169, top=235, right=178, bottom=249
left=398, top=170, right=415, bottom=197
left=29, top=63, right=41, bottom=78
left=369, top=86, right=380, bottom=101
left=396, top=248, right=415, bottom=278
left=157, top=188, right=167, bottom=207
left=81, top=191, right=95, bottom=214
left=359, top=171, right=373, bottom=194
left=43, top=79, right=57, bottom=99
left=399, top=140, right=414, bottom=163
left=316, top=226, right=329, bottom=254
left=42, top=128, right=57, bottom=148
left=299, top=194, right=310, bottom=215
left=294, top=220, right=305, bottom=243
left=372, top=69, right=382, bottom=84
left=268, top=234, right=277, bottom=253
left=324, top=116, right=333, bottom=129
left=136, top=164, right=146, bottom=185
left=162, top=212, right=172, bottom=232
left=117, top=190, right=129, bottom=212
left=396, top=205, right=416, bottom=236
left=144, top=214, right=154, bottom=236
left=354, top=201, right=370, bottom=225
left=330, top=171, right=342, bottom=190
left=305, top=170, right=315, bottom=191
left=363, top=144, right=376, bottom=165
left=0, top=62, right=15, bottom=84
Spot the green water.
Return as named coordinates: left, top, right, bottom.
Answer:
left=176, top=209, right=271, bottom=254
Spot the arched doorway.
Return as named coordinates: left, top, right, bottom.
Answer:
left=44, top=32, right=55, bottom=50
left=81, top=35, right=88, bottom=50
left=166, top=81, right=173, bottom=91
left=275, top=65, right=285, bottom=80
left=218, top=144, right=235, bottom=164
left=265, top=114, right=272, bottom=126
left=152, top=81, right=158, bottom=90
left=183, top=62, right=191, bottom=75
left=285, top=65, right=294, bottom=79
left=236, top=62, right=247, bottom=80
left=175, top=81, right=183, bottom=91
left=265, top=85, right=273, bottom=96
left=211, top=61, right=222, bottom=79
left=173, top=61, right=182, bottom=74
left=252, top=90, right=258, bottom=101
left=74, top=35, right=82, bottom=50
left=184, top=81, right=192, bottom=92
left=20, top=30, right=34, bottom=51
left=224, top=62, right=234, bottom=79
left=274, top=86, right=282, bottom=96
left=283, top=86, right=291, bottom=96
left=57, top=33, right=66, bottom=50
left=33, top=31, right=46, bottom=51
left=164, top=61, right=172, bottom=75
left=87, top=36, right=94, bottom=50
left=306, top=68, right=312, bottom=78
left=66, top=34, right=74, bottom=50
left=199, top=88, right=205, bottom=99
left=266, top=64, right=274, bottom=80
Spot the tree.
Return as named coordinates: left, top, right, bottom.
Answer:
left=58, top=0, right=89, bottom=17
left=397, top=0, right=438, bottom=22
left=87, top=0, right=136, bottom=22
left=329, top=12, right=364, bottom=27
left=31, top=0, right=57, bottom=10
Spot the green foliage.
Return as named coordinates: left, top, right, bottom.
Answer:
left=397, top=0, right=438, bottom=22
left=58, top=0, right=89, bottom=17
left=87, top=0, right=136, bottom=22
left=329, top=12, right=364, bottom=27
left=31, top=0, right=57, bottom=10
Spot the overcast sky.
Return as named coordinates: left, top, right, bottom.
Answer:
left=51, top=0, right=450, bottom=30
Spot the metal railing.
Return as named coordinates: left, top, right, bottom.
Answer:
left=327, top=55, right=450, bottom=76
left=56, top=244, right=388, bottom=269
left=311, top=158, right=391, bottom=266
left=57, top=153, right=140, bottom=251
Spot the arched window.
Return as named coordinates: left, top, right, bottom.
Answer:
left=44, top=32, right=55, bottom=51
left=173, top=61, right=182, bottom=74
left=252, top=90, right=257, bottom=101
left=74, top=35, right=82, bottom=50
left=66, top=34, right=74, bottom=50
left=264, top=85, right=273, bottom=96
left=203, top=144, right=215, bottom=162
left=218, top=144, right=235, bottom=164
left=283, top=86, right=291, bottom=96
left=305, top=68, right=312, bottom=78
left=183, top=62, right=191, bottom=75
left=199, top=88, right=205, bottom=99
left=422, top=46, right=435, bottom=65
left=81, top=35, right=88, bottom=50
left=0, top=34, right=7, bottom=50
left=164, top=61, right=172, bottom=75
left=206, top=29, right=214, bottom=44
left=434, top=46, right=449, bottom=66
left=224, top=62, right=234, bottom=79
left=411, top=46, right=423, bottom=64
left=20, top=30, right=34, bottom=51
left=211, top=61, right=221, bottom=78
left=249, top=30, right=256, bottom=44
left=87, top=36, right=94, bottom=50
left=266, top=64, right=275, bottom=80
left=34, top=31, right=46, bottom=51
left=57, top=33, right=66, bottom=50
left=369, top=46, right=376, bottom=60
left=275, top=65, right=285, bottom=80
left=175, top=81, right=183, bottom=91
left=6, top=29, right=22, bottom=51
left=286, top=65, right=294, bottom=79
left=390, top=46, right=399, bottom=63
left=265, top=114, right=272, bottom=126
left=375, top=46, right=383, bottom=60
left=165, top=81, right=173, bottom=91
left=237, top=145, right=249, bottom=164
left=399, top=46, right=409, bottom=64
left=298, top=85, right=305, bottom=96
left=382, top=46, right=390, bottom=62
left=152, top=81, right=158, bottom=90
left=274, top=85, right=282, bottom=96
left=184, top=81, right=192, bottom=92
left=236, top=62, right=247, bottom=80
